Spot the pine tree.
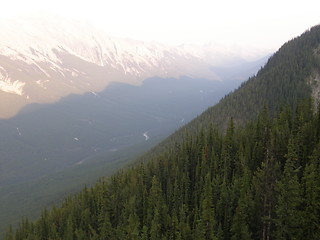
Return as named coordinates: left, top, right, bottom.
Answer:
left=141, top=225, right=149, bottom=240
left=150, top=208, right=161, bottom=240
left=64, top=215, right=74, bottom=240
left=253, top=153, right=279, bottom=240
left=275, top=139, right=302, bottom=239
left=127, top=212, right=140, bottom=240
left=221, top=118, right=236, bottom=183
left=178, top=204, right=191, bottom=240
left=230, top=166, right=253, bottom=240
left=302, top=143, right=320, bottom=239
left=200, top=173, right=217, bottom=240
left=98, top=211, right=113, bottom=240
left=216, top=180, right=231, bottom=240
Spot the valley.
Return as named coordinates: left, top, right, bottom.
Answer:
left=0, top=15, right=270, bottom=235
left=0, top=72, right=264, bottom=233
left=1, top=6, right=319, bottom=239
left=4, top=24, right=320, bottom=240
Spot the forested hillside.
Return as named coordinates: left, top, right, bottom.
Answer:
left=177, top=25, right=320, bottom=132
left=5, top=99, right=320, bottom=239
left=138, top=25, right=320, bottom=163
left=4, top=26, right=320, bottom=240
left=205, top=25, right=320, bottom=126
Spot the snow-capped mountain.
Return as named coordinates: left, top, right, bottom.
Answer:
left=0, top=15, right=266, bottom=118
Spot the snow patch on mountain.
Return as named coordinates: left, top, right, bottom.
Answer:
left=0, top=15, right=218, bottom=81
left=36, top=80, right=49, bottom=89
left=0, top=67, right=25, bottom=95
left=0, top=15, right=270, bottom=119
left=0, top=79, right=25, bottom=95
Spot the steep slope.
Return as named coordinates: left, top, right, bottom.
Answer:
left=4, top=24, right=320, bottom=240
left=195, top=25, right=320, bottom=128
left=0, top=74, right=253, bottom=236
left=0, top=76, right=225, bottom=230
left=139, top=25, right=320, bottom=161
left=6, top=99, right=320, bottom=240
left=0, top=77, right=225, bottom=186
left=0, top=15, right=269, bottom=235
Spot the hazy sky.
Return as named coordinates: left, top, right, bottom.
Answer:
left=3, top=0, right=320, bottom=51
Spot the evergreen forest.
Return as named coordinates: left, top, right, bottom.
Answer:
left=4, top=24, right=320, bottom=240
left=5, top=99, right=320, bottom=240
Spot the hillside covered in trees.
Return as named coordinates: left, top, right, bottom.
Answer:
left=5, top=100, right=320, bottom=240
left=4, top=26, right=320, bottom=239
left=137, top=25, right=320, bottom=163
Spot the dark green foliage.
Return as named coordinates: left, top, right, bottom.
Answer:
left=0, top=76, right=233, bottom=236
left=6, top=100, right=320, bottom=239
left=5, top=25, right=320, bottom=240
left=302, top=144, right=320, bottom=240
left=140, top=25, right=320, bottom=161
left=274, top=140, right=303, bottom=239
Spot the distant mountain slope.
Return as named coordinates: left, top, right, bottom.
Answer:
left=0, top=75, right=241, bottom=236
left=141, top=25, right=320, bottom=160
left=0, top=15, right=269, bottom=235
left=195, top=26, right=320, bottom=126
left=5, top=25, right=320, bottom=240
left=0, top=15, right=268, bottom=118
left=0, top=77, right=224, bottom=186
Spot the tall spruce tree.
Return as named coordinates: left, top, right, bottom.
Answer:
left=275, top=139, right=302, bottom=239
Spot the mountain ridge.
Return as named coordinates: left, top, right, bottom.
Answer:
left=0, top=15, right=269, bottom=118
left=135, top=25, right=320, bottom=163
